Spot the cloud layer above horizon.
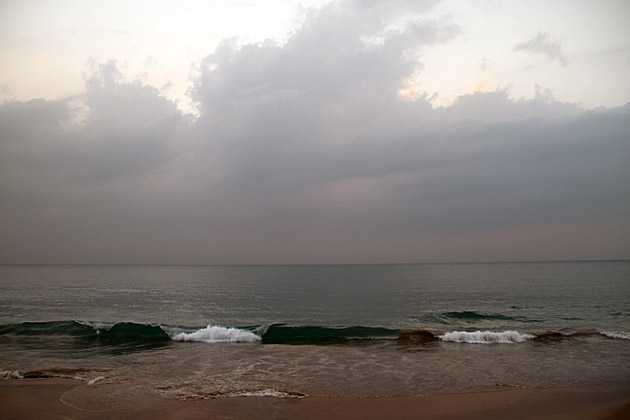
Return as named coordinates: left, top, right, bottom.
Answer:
left=1, top=0, right=629, bottom=263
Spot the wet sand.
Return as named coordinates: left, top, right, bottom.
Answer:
left=1, top=379, right=628, bottom=419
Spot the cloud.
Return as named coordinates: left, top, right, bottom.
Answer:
left=190, top=1, right=457, bottom=115
left=1, top=60, right=185, bottom=188
left=514, top=31, right=568, bottom=66
left=1, top=1, right=628, bottom=263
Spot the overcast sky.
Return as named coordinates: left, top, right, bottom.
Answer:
left=1, top=0, right=629, bottom=264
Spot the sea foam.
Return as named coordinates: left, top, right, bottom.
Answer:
left=440, top=330, right=535, bottom=343
left=219, top=389, right=307, bottom=398
left=171, top=325, right=261, bottom=343
left=0, top=370, right=23, bottom=379
left=601, top=331, right=630, bottom=340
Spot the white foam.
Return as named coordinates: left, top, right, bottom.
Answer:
left=171, top=325, right=261, bottom=343
left=224, top=389, right=307, bottom=398
left=602, top=331, right=630, bottom=340
left=440, top=330, right=535, bottom=344
left=75, top=320, right=115, bottom=332
left=0, top=370, right=23, bottom=379
left=87, top=376, right=105, bottom=385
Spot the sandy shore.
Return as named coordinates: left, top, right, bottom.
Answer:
left=1, top=379, right=628, bottom=419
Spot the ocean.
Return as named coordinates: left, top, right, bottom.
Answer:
left=1, top=261, right=629, bottom=401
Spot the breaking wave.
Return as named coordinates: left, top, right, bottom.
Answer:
left=439, top=330, right=535, bottom=343
left=0, top=321, right=171, bottom=345
left=601, top=331, right=630, bottom=340
left=171, top=325, right=261, bottom=343
left=1, top=321, right=628, bottom=351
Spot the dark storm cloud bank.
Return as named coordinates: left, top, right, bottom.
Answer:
left=1, top=0, right=628, bottom=263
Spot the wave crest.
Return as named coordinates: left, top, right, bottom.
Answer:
left=601, top=331, right=630, bottom=340
left=171, top=325, right=261, bottom=343
left=440, top=330, right=535, bottom=343
left=3, top=321, right=625, bottom=347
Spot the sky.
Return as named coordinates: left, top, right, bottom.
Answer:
left=0, top=0, right=629, bottom=264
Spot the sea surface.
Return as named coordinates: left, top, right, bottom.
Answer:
left=1, top=261, right=629, bottom=400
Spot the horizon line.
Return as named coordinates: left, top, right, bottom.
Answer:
left=1, top=258, right=628, bottom=267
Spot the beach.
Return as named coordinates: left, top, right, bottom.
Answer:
left=1, top=379, right=629, bottom=420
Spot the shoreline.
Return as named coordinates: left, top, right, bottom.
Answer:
left=1, top=379, right=628, bottom=419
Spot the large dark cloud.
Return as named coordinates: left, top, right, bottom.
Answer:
left=1, top=0, right=628, bottom=263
